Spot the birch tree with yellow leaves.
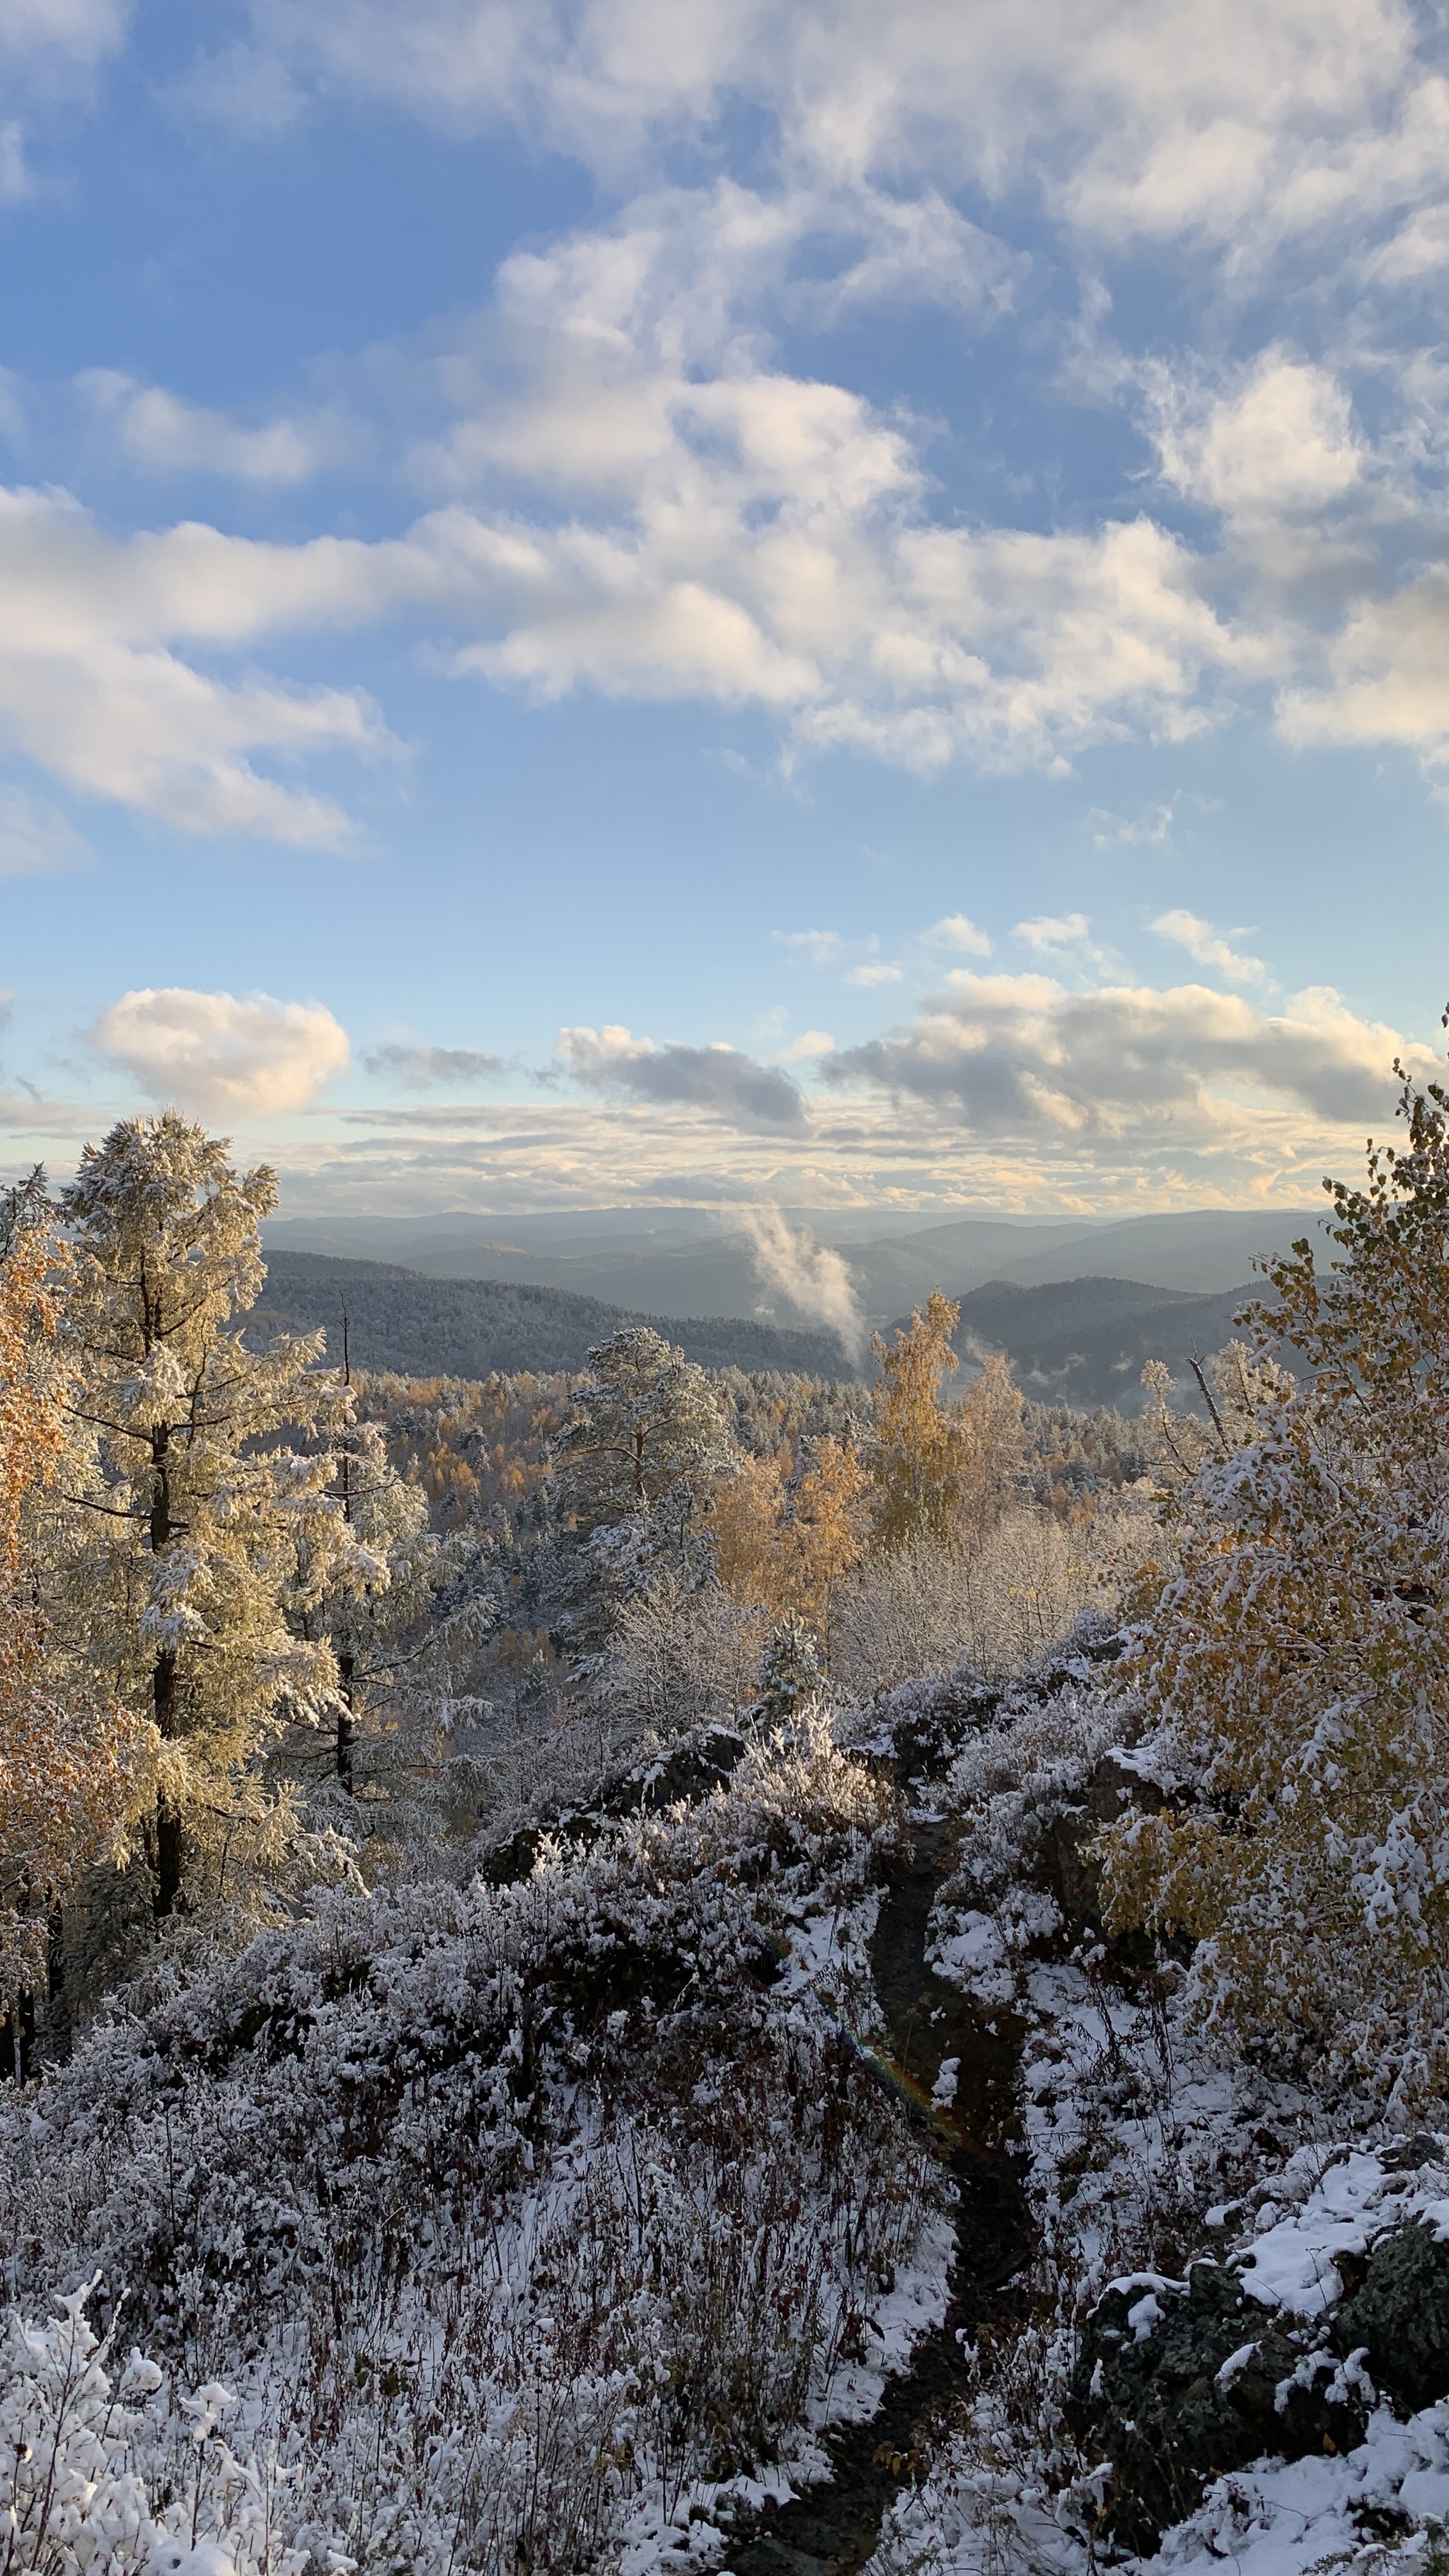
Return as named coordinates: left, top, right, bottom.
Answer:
left=1099, top=1033, right=1449, bottom=2104
left=867, top=1294, right=1024, bottom=1552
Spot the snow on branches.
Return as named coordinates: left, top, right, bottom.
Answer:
left=1099, top=1034, right=1449, bottom=2104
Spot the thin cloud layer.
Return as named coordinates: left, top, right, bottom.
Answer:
left=90, top=987, right=351, bottom=1121
left=558, top=1024, right=807, bottom=1129
left=1153, top=908, right=1267, bottom=986
left=79, top=371, right=342, bottom=485
left=0, top=784, right=85, bottom=876
left=363, top=1042, right=507, bottom=1087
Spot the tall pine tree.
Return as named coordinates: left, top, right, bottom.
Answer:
left=48, top=1113, right=354, bottom=1926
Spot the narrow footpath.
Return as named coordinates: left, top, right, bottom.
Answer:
left=729, top=1816, right=1033, bottom=2575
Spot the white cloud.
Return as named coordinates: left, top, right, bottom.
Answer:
left=9, top=161, right=1449, bottom=828
left=928, top=913, right=992, bottom=954
left=844, top=960, right=904, bottom=986
left=1152, top=907, right=1267, bottom=986
left=1276, top=572, right=1449, bottom=761
left=776, top=929, right=847, bottom=966
left=1015, top=913, right=1094, bottom=954
left=208, top=0, right=1445, bottom=275
left=269, top=981, right=1425, bottom=1211
left=1153, top=352, right=1364, bottom=521
left=0, top=483, right=400, bottom=841
left=779, top=1027, right=836, bottom=1059
left=90, top=988, right=351, bottom=1121
left=427, top=233, right=1240, bottom=769
left=101, top=0, right=1449, bottom=800
left=1088, top=797, right=1178, bottom=848
left=557, top=1022, right=807, bottom=1128
left=829, top=972, right=1430, bottom=1142
left=78, top=372, right=342, bottom=485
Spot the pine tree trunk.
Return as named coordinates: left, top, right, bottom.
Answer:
left=153, top=1643, right=183, bottom=1921
left=46, top=1899, right=69, bottom=2062
left=150, top=1426, right=185, bottom=1924
left=1, top=1988, right=36, bottom=2082
left=337, top=1647, right=355, bottom=1794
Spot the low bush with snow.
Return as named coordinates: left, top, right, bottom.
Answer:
left=4, top=1720, right=946, bottom=2576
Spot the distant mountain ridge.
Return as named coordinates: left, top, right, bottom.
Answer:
left=265, top=1204, right=1322, bottom=1326
left=252, top=1249, right=862, bottom=1382
left=929, top=1275, right=1263, bottom=1414
left=256, top=1249, right=1265, bottom=1414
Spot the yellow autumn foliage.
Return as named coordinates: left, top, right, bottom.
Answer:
left=0, top=1196, right=151, bottom=2006
left=1098, top=1041, right=1449, bottom=2104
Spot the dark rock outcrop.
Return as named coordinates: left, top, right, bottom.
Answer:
left=1070, top=2264, right=1368, bottom=2553
left=1334, top=2217, right=1449, bottom=2416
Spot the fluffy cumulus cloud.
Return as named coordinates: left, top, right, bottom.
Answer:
left=432, top=213, right=1240, bottom=769
left=828, top=974, right=1433, bottom=1145
left=89, top=987, right=351, bottom=1120
left=9, top=0, right=1449, bottom=830
left=0, top=485, right=409, bottom=842
left=557, top=1024, right=807, bottom=1129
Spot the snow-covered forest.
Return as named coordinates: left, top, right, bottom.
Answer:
left=8, top=1068, right=1449, bottom=2576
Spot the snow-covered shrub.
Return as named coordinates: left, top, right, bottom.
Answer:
left=0, top=2291, right=287, bottom=2576
left=944, top=1685, right=1134, bottom=1907
left=833, top=1511, right=1128, bottom=1702
left=930, top=1682, right=1133, bottom=2011
left=1, top=2294, right=157, bottom=2576
left=1, top=1725, right=940, bottom=2574
left=600, top=1566, right=761, bottom=1739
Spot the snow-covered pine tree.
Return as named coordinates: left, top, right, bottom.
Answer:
left=46, top=1112, right=355, bottom=1930
left=755, top=1610, right=824, bottom=1723
left=555, top=1325, right=732, bottom=1549
left=0, top=1177, right=149, bottom=2069
left=294, top=1397, right=497, bottom=1864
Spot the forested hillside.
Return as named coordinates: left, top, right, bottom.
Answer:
left=936, top=1273, right=1259, bottom=1411
left=254, top=1247, right=862, bottom=1380
left=7, top=1080, right=1449, bottom=2576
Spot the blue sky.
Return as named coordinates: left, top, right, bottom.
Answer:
left=4, top=0, right=1449, bottom=1215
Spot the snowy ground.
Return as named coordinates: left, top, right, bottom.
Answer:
left=866, top=1862, right=1449, bottom=2576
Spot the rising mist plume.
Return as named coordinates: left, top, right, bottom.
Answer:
left=737, top=1207, right=868, bottom=1365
